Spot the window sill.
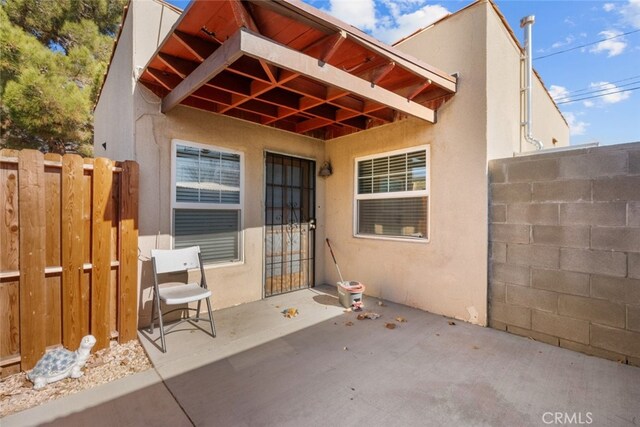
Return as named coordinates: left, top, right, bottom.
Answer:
left=202, top=259, right=245, bottom=270
left=353, top=234, right=430, bottom=244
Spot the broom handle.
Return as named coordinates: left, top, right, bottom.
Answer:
left=325, top=238, right=345, bottom=283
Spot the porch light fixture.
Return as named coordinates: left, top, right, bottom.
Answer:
left=318, top=161, right=332, bottom=177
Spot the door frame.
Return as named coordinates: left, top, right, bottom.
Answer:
left=262, top=150, right=317, bottom=298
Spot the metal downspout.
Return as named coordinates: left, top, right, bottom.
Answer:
left=520, top=15, right=543, bottom=150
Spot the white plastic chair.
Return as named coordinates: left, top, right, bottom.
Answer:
left=149, top=246, right=216, bottom=352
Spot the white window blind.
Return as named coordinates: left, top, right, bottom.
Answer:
left=172, top=141, right=243, bottom=264
left=355, top=146, right=429, bottom=240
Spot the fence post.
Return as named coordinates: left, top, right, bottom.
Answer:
left=61, top=154, right=85, bottom=349
left=118, top=161, right=139, bottom=342
left=18, top=150, right=46, bottom=370
left=91, top=158, right=113, bottom=351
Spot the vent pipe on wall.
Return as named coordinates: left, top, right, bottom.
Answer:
left=520, top=15, right=543, bottom=150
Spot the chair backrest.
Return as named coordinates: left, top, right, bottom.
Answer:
left=151, top=246, right=201, bottom=274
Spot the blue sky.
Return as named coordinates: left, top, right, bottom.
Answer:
left=167, top=0, right=639, bottom=146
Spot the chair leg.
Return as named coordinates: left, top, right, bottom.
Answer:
left=195, top=300, right=202, bottom=323
left=156, top=295, right=167, bottom=353
left=149, top=290, right=156, bottom=334
left=205, top=298, right=216, bottom=338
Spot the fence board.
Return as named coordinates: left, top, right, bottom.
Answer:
left=61, top=155, right=85, bottom=349
left=91, top=158, right=113, bottom=351
left=118, top=161, right=139, bottom=342
left=0, top=160, right=19, bottom=273
left=44, top=154, right=62, bottom=347
left=0, top=280, right=19, bottom=358
left=0, top=150, right=138, bottom=373
left=18, top=150, right=46, bottom=370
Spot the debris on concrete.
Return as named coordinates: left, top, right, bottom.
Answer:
left=448, top=321, right=456, bottom=326
left=343, top=308, right=352, bottom=313
left=283, top=308, right=299, bottom=318
left=377, top=301, right=386, bottom=307
left=356, top=312, right=381, bottom=320
left=0, top=340, right=151, bottom=418
left=385, top=323, right=396, bottom=330
left=473, top=345, right=480, bottom=350
left=352, top=301, right=364, bottom=311
left=345, top=321, right=354, bottom=327
left=343, top=347, right=349, bottom=351
left=395, top=316, right=407, bottom=323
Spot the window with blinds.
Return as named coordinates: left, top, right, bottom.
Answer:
left=355, top=146, right=429, bottom=241
left=172, top=141, right=243, bottom=264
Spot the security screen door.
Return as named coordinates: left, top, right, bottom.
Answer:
left=264, top=153, right=315, bottom=297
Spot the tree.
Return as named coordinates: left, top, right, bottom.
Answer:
left=0, top=0, right=126, bottom=155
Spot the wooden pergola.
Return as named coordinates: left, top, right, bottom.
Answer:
left=139, top=0, right=457, bottom=140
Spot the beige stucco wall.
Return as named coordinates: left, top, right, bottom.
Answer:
left=531, top=75, right=569, bottom=151
left=94, top=0, right=180, bottom=161
left=485, top=3, right=569, bottom=158
left=336, top=2, right=490, bottom=325
left=93, top=3, right=134, bottom=160
left=133, top=97, right=327, bottom=324
left=93, top=0, right=572, bottom=328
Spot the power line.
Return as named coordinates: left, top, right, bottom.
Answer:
left=534, top=29, right=640, bottom=60
left=556, top=86, right=640, bottom=104
left=562, top=74, right=640, bottom=95
left=553, top=79, right=640, bottom=102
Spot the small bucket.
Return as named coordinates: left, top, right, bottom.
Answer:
left=337, top=281, right=365, bottom=308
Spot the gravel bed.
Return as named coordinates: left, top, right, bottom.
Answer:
left=0, top=339, right=152, bottom=418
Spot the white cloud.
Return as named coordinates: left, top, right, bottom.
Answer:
left=564, top=112, right=589, bottom=136
left=583, top=100, right=595, bottom=108
left=373, top=4, right=449, bottom=43
left=324, top=0, right=377, bottom=31
left=552, top=35, right=575, bottom=49
left=323, top=0, right=449, bottom=44
left=620, top=0, right=640, bottom=28
left=603, top=3, right=616, bottom=12
left=589, top=30, right=627, bottom=56
left=590, top=81, right=632, bottom=104
left=549, top=85, right=570, bottom=102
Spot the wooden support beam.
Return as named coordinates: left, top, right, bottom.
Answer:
left=369, top=62, right=396, bottom=85
left=162, top=31, right=243, bottom=113
left=230, top=0, right=259, bottom=33
left=172, top=30, right=218, bottom=61
left=319, top=31, right=347, bottom=63
left=296, top=117, right=333, bottom=133
left=407, top=80, right=432, bottom=100
left=158, top=53, right=197, bottom=78
left=147, top=68, right=181, bottom=91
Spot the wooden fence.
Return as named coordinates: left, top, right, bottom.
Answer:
left=0, top=149, right=139, bottom=374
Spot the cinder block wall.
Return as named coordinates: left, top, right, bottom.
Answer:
left=488, top=142, right=640, bottom=366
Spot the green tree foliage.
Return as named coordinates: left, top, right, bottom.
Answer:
left=0, top=0, right=127, bottom=154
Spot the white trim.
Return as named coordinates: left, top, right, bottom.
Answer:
left=352, top=145, right=431, bottom=242
left=170, top=138, right=245, bottom=265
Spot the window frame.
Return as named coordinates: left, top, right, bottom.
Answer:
left=353, top=145, right=431, bottom=243
left=170, top=139, right=245, bottom=266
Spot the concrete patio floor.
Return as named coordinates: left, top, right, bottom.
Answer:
left=4, top=285, right=640, bottom=426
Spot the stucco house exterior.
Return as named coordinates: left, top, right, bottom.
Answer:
left=94, top=0, right=568, bottom=328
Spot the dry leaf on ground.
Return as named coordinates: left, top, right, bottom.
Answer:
left=356, top=312, right=380, bottom=320
left=448, top=321, right=456, bottom=326
left=283, top=308, right=298, bottom=318
left=345, top=321, right=354, bottom=326
left=385, top=323, right=396, bottom=329
left=395, top=317, right=407, bottom=323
